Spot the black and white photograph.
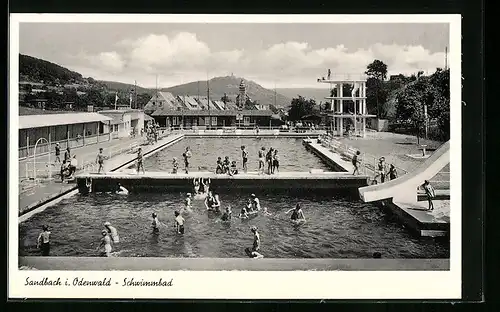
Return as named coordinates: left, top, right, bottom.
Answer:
left=9, top=14, right=461, bottom=299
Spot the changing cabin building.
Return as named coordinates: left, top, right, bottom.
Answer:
left=18, top=112, right=113, bottom=159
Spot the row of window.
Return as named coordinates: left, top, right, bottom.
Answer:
left=169, top=116, right=252, bottom=126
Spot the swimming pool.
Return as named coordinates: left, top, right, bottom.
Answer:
left=141, top=137, right=332, bottom=173
left=19, top=191, right=449, bottom=258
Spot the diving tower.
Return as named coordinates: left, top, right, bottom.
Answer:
left=317, top=72, right=376, bottom=138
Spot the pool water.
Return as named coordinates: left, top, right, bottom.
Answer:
left=142, top=137, right=332, bottom=173
left=19, top=191, right=449, bottom=258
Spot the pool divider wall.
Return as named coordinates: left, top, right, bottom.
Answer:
left=19, top=256, right=450, bottom=271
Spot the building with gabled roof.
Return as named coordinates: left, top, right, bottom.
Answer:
left=144, top=91, right=181, bottom=114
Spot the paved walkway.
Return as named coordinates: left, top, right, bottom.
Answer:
left=18, top=132, right=178, bottom=215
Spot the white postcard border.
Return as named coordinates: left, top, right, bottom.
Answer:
left=9, top=14, right=462, bottom=299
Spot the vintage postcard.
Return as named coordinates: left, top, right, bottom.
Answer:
left=9, top=14, right=461, bottom=299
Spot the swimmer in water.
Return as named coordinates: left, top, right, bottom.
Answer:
left=151, top=212, right=160, bottom=232
left=193, top=178, right=201, bottom=194
left=240, top=205, right=250, bottom=218
left=201, top=178, right=211, bottom=194
left=250, top=194, right=261, bottom=211
left=37, top=225, right=51, bottom=256
left=262, top=206, right=272, bottom=216
left=212, top=192, right=221, bottom=213
left=245, top=226, right=263, bottom=258
left=97, top=230, right=112, bottom=257
left=116, top=183, right=129, bottom=195
left=204, top=191, right=216, bottom=211
left=184, top=193, right=192, bottom=212
left=285, top=203, right=306, bottom=222
left=246, top=198, right=254, bottom=212
left=174, top=211, right=185, bottom=234
left=104, top=221, right=119, bottom=244
left=221, top=206, right=232, bottom=221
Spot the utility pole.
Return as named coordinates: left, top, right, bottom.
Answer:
left=207, top=72, right=211, bottom=130
left=134, top=80, right=137, bottom=109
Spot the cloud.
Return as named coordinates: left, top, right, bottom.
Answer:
left=64, top=32, right=446, bottom=87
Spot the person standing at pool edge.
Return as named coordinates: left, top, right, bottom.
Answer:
left=421, top=180, right=436, bottom=211
left=54, top=143, right=61, bottom=164
left=258, top=147, right=266, bottom=175
left=241, top=145, right=248, bottom=173
left=96, top=148, right=105, bottom=174
left=352, top=151, right=361, bottom=175
left=136, top=148, right=145, bottom=174
left=37, top=225, right=51, bottom=256
left=183, top=147, right=192, bottom=174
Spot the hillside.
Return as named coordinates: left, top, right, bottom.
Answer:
left=275, top=88, right=329, bottom=103
left=163, top=76, right=291, bottom=109
left=98, top=80, right=154, bottom=95
left=19, top=54, right=84, bottom=84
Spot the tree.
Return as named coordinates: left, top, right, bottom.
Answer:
left=287, top=96, right=318, bottom=121
left=365, top=59, right=388, bottom=81
left=365, top=60, right=389, bottom=118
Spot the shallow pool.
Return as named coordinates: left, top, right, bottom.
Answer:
left=142, top=137, right=332, bottom=173
left=19, top=191, right=449, bottom=258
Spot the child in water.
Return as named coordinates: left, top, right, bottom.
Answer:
left=97, top=230, right=112, bottom=257
left=174, top=211, right=185, bottom=234
left=37, top=225, right=51, bottom=256
left=221, top=206, right=232, bottom=221
left=151, top=212, right=160, bottom=232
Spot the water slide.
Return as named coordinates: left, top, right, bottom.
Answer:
left=358, top=141, right=450, bottom=203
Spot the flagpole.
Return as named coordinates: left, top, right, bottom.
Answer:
left=114, top=91, right=118, bottom=110
left=207, top=71, right=210, bottom=130
left=134, top=80, right=137, bottom=109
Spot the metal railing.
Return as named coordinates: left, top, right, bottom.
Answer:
left=319, top=134, right=408, bottom=179
left=19, top=133, right=112, bottom=160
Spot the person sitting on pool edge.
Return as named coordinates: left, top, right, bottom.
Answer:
left=229, top=160, right=238, bottom=176
left=216, top=157, right=223, bottom=174
left=285, top=203, right=306, bottom=222
left=222, top=156, right=231, bottom=174
left=221, top=206, right=232, bottom=221
left=173, top=211, right=185, bottom=234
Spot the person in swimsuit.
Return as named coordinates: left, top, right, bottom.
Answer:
left=374, top=157, right=387, bottom=183
left=184, top=193, right=192, bottom=212
left=258, top=147, right=266, bottom=175
left=136, top=148, right=145, bottom=174
left=212, top=192, right=221, bottom=213
left=54, top=143, right=61, bottom=164
left=221, top=206, right=232, bottom=221
left=272, top=149, right=280, bottom=174
left=421, top=180, right=436, bottom=211
left=251, top=194, right=261, bottom=211
left=97, top=230, right=112, bottom=257
left=104, top=221, right=119, bottom=244
left=193, top=178, right=201, bottom=194
left=116, top=183, right=129, bottom=195
left=172, top=157, right=179, bottom=174
left=245, top=226, right=263, bottom=258
left=216, top=157, right=223, bottom=174
left=151, top=212, right=160, bottom=232
left=96, top=148, right=105, bottom=174
left=64, top=147, right=71, bottom=162
left=286, top=203, right=306, bottom=222
left=241, top=145, right=248, bottom=173
left=37, top=225, right=51, bottom=256
left=60, top=160, right=70, bottom=182
left=352, top=151, right=361, bottom=175
left=182, top=147, right=192, bottom=174
left=204, top=191, right=216, bottom=211
left=201, top=178, right=210, bottom=194
left=229, top=161, right=238, bottom=176
left=239, top=205, right=249, bottom=219
left=222, top=156, right=230, bottom=174
left=174, top=211, right=185, bottom=234
left=388, top=164, right=398, bottom=180
left=266, top=147, right=274, bottom=174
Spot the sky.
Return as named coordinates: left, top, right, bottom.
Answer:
left=19, top=22, right=449, bottom=89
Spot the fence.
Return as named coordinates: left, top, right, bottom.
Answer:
left=22, top=140, right=141, bottom=180
left=19, top=133, right=112, bottom=160
left=319, top=134, right=408, bottom=179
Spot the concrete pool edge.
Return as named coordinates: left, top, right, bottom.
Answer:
left=19, top=257, right=450, bottom=271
